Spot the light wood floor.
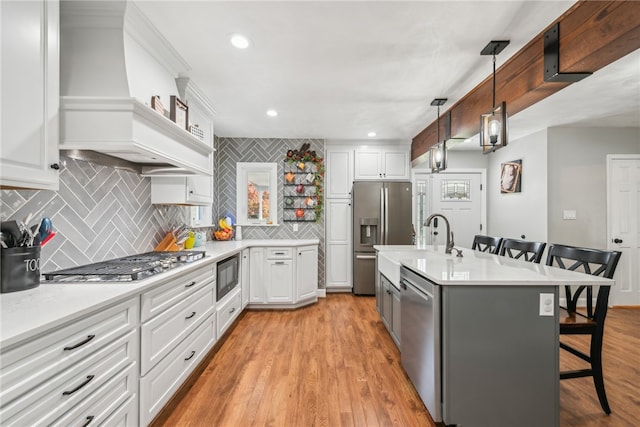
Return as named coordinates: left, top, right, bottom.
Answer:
left=152, top=295, right=640, bottom=427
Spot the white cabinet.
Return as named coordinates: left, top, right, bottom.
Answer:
left=249, top=247, right=266, bottom=304
left=354, top=148, right=410, bottom=180
left=241, top=249, right=250, bottom=308
left=0, top=298, right=139, bottom=426
left=216, top=287, right=242, bottom=338
left=296, top=245, right=318, bottom=301
left=325, top=199, right=352, bottom=290
left=151, top=175, right=213, bottom=206
left=0, top=0, right=60, bottom=190
left=139, top=263, right=216, bottom=425
left=248, top=245, right=318, bottom=308
left=325, top=148, right=354, bottom=198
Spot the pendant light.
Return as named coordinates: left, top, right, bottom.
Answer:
left=430, top=98, right=447, bottom=173
left=480, top=40, right=510, bottom=154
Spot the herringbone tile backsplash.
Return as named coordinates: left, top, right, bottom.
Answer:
left=0, top=154, right=188, bottom=272
left=217, top=137, right=326, bottom=286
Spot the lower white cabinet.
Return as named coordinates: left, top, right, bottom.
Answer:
left=325, top=199, right=352, bottom=290
left=241, top=249, right=250, bottom=308
left=0, top=299, right=139, bottom=426
left=248, top=244, right=318, bottom=308
left=139, top=314, right=216, bottom=426
left=217, top=287, right=242, bottom=337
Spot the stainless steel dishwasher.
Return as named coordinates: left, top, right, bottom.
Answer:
left=400, top=265, right=441, bottom=422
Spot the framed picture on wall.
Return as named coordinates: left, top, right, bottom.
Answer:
left=170, top=96, right=189, bottom=131
left=500, top=159, right=522, bottom=193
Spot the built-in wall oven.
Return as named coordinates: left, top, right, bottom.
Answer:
left=216, top=253, right=239, bottom=301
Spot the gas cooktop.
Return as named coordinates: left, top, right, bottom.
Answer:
left=43, top=251, right=206, bottom=282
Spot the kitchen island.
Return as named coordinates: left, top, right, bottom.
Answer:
left=374, top=245, right=614, bottom=427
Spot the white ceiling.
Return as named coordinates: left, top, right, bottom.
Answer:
left=135, top=1, right=640, bottom=143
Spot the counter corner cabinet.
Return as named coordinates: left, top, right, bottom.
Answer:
left=0, top=0, right=60, bottom=191
left=248, top=244, right=318, bottom=308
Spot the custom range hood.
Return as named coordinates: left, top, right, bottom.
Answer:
left=59, top=0, right=213, bottom=176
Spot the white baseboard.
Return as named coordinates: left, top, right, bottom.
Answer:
left=317, top=288, right=327, bottom=298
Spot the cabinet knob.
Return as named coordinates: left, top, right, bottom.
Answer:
left=189, top=190, right=194, bottom=194
left=50, top=163, right=60, bottom=170
left=613, top=238, right=623, bottom=244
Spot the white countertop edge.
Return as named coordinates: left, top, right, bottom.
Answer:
left=1, top=239, right=320, bottom=349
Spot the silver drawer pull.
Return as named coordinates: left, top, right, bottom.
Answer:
left=185, top=281, right=196, bottom=288
left=355, top=254, right=376, bottom=260
left=82, top=416, right=95, bottom=427
left=185, top=311, right=196, bottom=319
left=275, top=261, right=285, bottom=265
left=62, top=375, right=95, bottom=396
left=274, top=252, right=285, bottom=255
left=229, top=307, right=236, bottom=314
left=64, top=335, right=95, bottom=351
left=184, top=350, right=196, bottom=361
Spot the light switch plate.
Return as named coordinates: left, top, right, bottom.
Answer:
left=539, top=293, right=554, bottom=316
left=292, top=223, right=298, bottom=232
left=563, top=210, right=577, bottom=220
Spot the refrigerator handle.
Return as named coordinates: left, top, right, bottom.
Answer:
left=380, top=187, right=385, bottom=245
left=384, top=187, right=389, bottom=245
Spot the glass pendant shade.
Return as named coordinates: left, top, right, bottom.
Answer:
left=480, top=101, right=508, bottom=154
left=430, top=141, right=447, bottom=173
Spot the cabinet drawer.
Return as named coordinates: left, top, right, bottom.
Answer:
left=140, top=264, right=214, bottom=322
left=216, top=288, right=242, bottom=337
left=0, top=298, right=138, bottom=406
left=266, top=248, right=292, bottom=259
left=140, top=283, right=215, bottom=375
left=139, top=314, right=216, bottom=426
left=49, top=362, right=138, bottom=427
left=0, top=328, right=138, bottom=426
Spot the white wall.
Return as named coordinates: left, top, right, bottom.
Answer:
left=547, top=127, right=640, bottom=248
left=487, top=129, right=548, bottom=242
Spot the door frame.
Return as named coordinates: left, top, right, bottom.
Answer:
left=412, top=168, right=487, bottom=244
left=606, top=154, right=640, bottom=306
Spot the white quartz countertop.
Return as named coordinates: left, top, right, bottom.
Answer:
left=0, top=239, right=319, bottom=349
left=374, top=245, right=614, bottom=287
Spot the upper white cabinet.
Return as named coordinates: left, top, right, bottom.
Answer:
left=325, top=148, right=354, bottom=199
left=0, top=0, right=60, bottom=190
left=354, top=147, right=410, bottom=180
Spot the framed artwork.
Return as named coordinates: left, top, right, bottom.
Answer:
left=170, top=95, right=189, bottom=131
left=500, top=159, right=522, bottom=193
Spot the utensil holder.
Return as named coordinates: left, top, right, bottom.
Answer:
left=1, top=245, right=41, bottom=293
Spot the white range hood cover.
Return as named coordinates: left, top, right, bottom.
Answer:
left=59, top=0, right=213, bottom=176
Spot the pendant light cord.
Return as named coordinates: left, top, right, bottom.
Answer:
left=436, top=105, right=440, bottom=142
left=492, top=53, right=497, bottom=110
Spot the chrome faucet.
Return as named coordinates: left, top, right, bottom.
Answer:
left=425, top=213, right=455, bottom=255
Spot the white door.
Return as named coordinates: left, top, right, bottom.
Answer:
left=607, top=155, right=640, bottom=306
left=429, top=171, right=485, bottom=250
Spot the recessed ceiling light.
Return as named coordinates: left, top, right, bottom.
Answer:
left=230, top=34, right=250, bottom=49
left=266, top=109, right=278, bottom=117
left=367, top=132, right=377, bottom=137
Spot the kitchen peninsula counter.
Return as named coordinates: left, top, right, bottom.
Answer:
left=374, top=245, right=614, bottom=427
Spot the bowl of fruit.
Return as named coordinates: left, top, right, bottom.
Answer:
left=213, top=216, right=234, bottom=241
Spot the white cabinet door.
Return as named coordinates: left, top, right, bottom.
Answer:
left=241, top=249, right=250, bottom=308
left=266, top=260, right=293, bottom=303
left=295, top=245, right=318, bottom=301
left=326, top=148, right=354, bottom=198
left=249, top=247, right=266, bottom=303
left=354, top=150, right=382, bottom=180
left=383, top=150, right=410, bottom=180
left=325, top=199, right=352, bottom=289
left=0, top=0, right=60, bottom=190
left=186, top=175, right=214, bottom=204
left=381, top=277, right=392, bottom=331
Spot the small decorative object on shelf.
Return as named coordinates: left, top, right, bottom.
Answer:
left=189, top=124, right=205, bottom=141
left=283, top=142, right=324, bottom=222
left=151, top=95, right=164, bottom=115
left=170, top=95, right=189, bottom=131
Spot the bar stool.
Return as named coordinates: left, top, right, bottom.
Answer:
left=545, top=244, right=621, bottom=414
left=499, top=238, right=546, bottom=263
left=471, top=235, right=502, bottom=254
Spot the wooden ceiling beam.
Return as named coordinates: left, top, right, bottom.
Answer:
left=411, top=0, right=640, bottom=162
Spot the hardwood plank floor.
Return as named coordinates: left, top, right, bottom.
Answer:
left=152, top=295, right=640, bottom=427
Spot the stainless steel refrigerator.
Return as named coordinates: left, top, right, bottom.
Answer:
left=352, top=181, right=413, bottom=295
